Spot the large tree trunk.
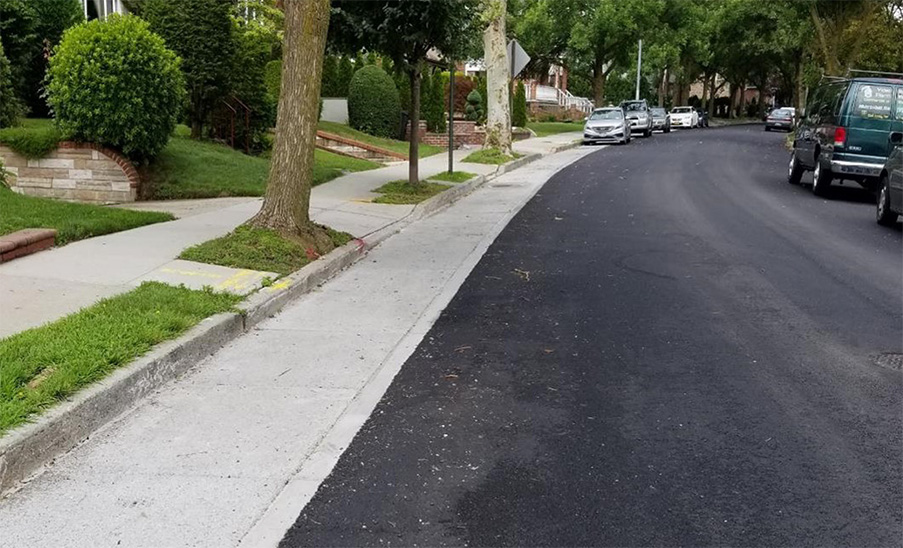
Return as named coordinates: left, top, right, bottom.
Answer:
left=701, top=71, right=710, bottom=108
left=708, top=75, right=720, bottom=117
left=657, top=68, right=666, bottom=107
left=794, top=59, right=803, bottom=113
left=249, top=0, right=332, bottom=251
left=483, top=0, right=511, bottom=153
left=408, top=62, right=422, bottom=185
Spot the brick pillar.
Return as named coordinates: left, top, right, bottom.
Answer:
left=561, top=67, right=568, bottom=92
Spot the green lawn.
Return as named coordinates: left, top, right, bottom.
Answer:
left=0, top=282, right=241, bottom=435
left=428, top=170, right=477, bottom=183
left=144, top=132, right=379, bottom=199
left=318, top=121, right=443, bottom=159
left=526, top=121, right=583, bottom=137
left=372, top=179, right=450, bottom=204
left=0, top=187, right=174, bottom=245
left=462, top=148, right=523, bottom=165
left=180, top=225, right=353, bottom=276
left=0, top=118, right=61, bottom=158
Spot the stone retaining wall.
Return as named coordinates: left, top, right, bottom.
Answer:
left=0, top=142, right=139, bottom=203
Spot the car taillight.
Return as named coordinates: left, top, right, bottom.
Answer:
left=834, top=127, right=846, bottom=147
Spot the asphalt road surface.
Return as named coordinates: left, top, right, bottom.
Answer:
left=280, top=125, right=903, bottom=547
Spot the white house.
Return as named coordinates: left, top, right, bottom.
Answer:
left=81, top=0, right=128, bottom=21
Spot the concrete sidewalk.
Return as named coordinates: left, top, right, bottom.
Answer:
left=0, top=145, right=593, bottom=548
left=0, top=133, right=580, bottom=338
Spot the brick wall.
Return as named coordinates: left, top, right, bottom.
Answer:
left=0, top=142, right=139, bottom=203
left=406, top=120, right=484, bottom=147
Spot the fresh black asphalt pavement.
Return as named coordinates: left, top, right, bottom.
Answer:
left=280, top=125, right=902, bottom=547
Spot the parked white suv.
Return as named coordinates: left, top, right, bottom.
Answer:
left=670, top=106, right=698, bottom=129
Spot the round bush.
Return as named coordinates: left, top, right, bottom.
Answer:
left=347, top=65, right=401, bottom=139
left=46, top=15, right=185, bottom=160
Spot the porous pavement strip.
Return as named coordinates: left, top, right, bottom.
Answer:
left=0, top=134, right=578, bottom=339
left=0, top=143, right=592, bottom=547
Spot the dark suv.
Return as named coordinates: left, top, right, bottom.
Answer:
left=788, top=75, right=903, bottom=196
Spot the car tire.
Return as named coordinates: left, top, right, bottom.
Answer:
left=812, top=153, right=832, bottom=197
left=877, top=174, right=898, bottom=226
left=664, top=126, right=671, bottom=133
left=764, top=126, right=771, bottom=132
left=788, top=151, right=804, bottom=185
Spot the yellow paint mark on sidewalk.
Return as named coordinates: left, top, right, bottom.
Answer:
left=160, top=268, right=223, bottom=280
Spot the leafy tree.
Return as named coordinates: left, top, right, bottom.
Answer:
left=330, top=0, right=479, bottom=185
left=230, top=16, right=278, bottom=151
left=142, top=0, right=236, bottom=139
left=512, top=80, right=527, bottom=127
left=0, top=0, right=83, bottom=117
left=248, top=0, right=336, bottom=253
left=0, top=41, right=25, bottom=127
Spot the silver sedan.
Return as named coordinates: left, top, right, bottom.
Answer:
left=583, top=108, right=631, bottom=145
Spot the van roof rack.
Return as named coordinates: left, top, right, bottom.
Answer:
left=846, top=69, right=903, bottom=79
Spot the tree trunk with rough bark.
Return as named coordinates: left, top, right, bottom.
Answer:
left=408, top=62, right=422, bottom=185
left=701, top=71, right=710, bottom=108
left=483, top=0, right=511, bottom=153
left=708, top=75, right=720, bottom=118
left=249, top=0, right=333, bottom=252
left=593, top=57, right=607, bottom=106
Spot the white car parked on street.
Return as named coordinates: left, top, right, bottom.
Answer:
left=670, top=106, right=698, bottom=129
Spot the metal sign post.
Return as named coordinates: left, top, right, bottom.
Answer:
left=635, top=39, right=643, bottom=101
left=448, top=62, right=454, bottom=174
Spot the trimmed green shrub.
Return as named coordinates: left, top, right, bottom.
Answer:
left=0, top=124, right=62, bottom=158
left=46, top=15, right=186, bottom=160
left=424, top=71, right=446, bottom=133
left=142, top=0, right=234, bottom=139
left=0, top=41, right=25, bottom=127
left=229, top=18, right=277, bottom=152
left=512, top=80, right=527, bottom=127
left=347, top=65, right=401, bottom=139
left=476, top=76, right=488, bottom=124
left=337, top=56, right=354, bottom=98
left=465, top=89, right=483, bottom=122
left=264, top=59, right=282, bottom=102
left=321, top=55, right=339, bottom=98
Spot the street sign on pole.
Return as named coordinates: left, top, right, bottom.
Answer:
left=507, top=40, right=530, bottom=79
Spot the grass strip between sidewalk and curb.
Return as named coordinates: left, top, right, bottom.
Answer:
left=427, top=171, right=477, bottom=183
left=0, top=282, right=242, bottom=436
left=0, top=187, right=174, bottom=245
left=179, top=225, right=353, bottom=276
left=372, top=180, right=451, bottom=204
left=526, top=121, right=583, bottom=137
left=462, top=148, right=524, bottom=165
left=318, top=121, right=443, bottom=159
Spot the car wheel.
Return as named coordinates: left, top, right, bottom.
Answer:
left=664, top=126, right=671, bottom=133
left=877, top=175, right=898, bottom=226
left=812, top=153, right=832, bottom=197
left=788, top=152, right=804, bottom=185
left=765, top=126, right=771, bottom=131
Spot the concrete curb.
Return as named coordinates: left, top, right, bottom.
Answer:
left=0, top=139, right=583, bottom=497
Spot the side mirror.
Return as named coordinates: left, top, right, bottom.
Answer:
left=890, top=132, right=902, bottom=145
left=584, top=116, right=589, bottom=121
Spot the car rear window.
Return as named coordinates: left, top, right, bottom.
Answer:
left=772, top=109, right=792, bottom=119
left=853, top=84, right=894, bottom=120
left=672, top=107, right=692, bottom=113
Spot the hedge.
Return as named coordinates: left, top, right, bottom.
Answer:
left=347, top=65, right=401, bottom=139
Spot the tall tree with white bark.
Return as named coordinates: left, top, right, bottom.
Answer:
left=482, top=0, right=511, bottom=153
left=248, top=0, right=335, bottom=252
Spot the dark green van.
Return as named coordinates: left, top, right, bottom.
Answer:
left=788, top=75, right=903, bottom=196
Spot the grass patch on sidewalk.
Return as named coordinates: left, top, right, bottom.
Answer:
left=526, top=121, right=582, bottom=137
left=179, top=225, right=353, bottom=276
left=427, top=170, right=476, bottom=183
left=0, top=118, right=61, bottom=158
left=0, top=187, right=174, bottom=245
left=144, top=130, right=379, bottom=199
left=318, top=121, right=443, bottom=158
left=371, top=179, right=450, bottom=204
left=0, top=282, right=241, bottom=435
left=462, top=148, right=523, bottom=165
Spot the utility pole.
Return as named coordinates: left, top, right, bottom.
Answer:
left=635, top=39, right=643, bottom=101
